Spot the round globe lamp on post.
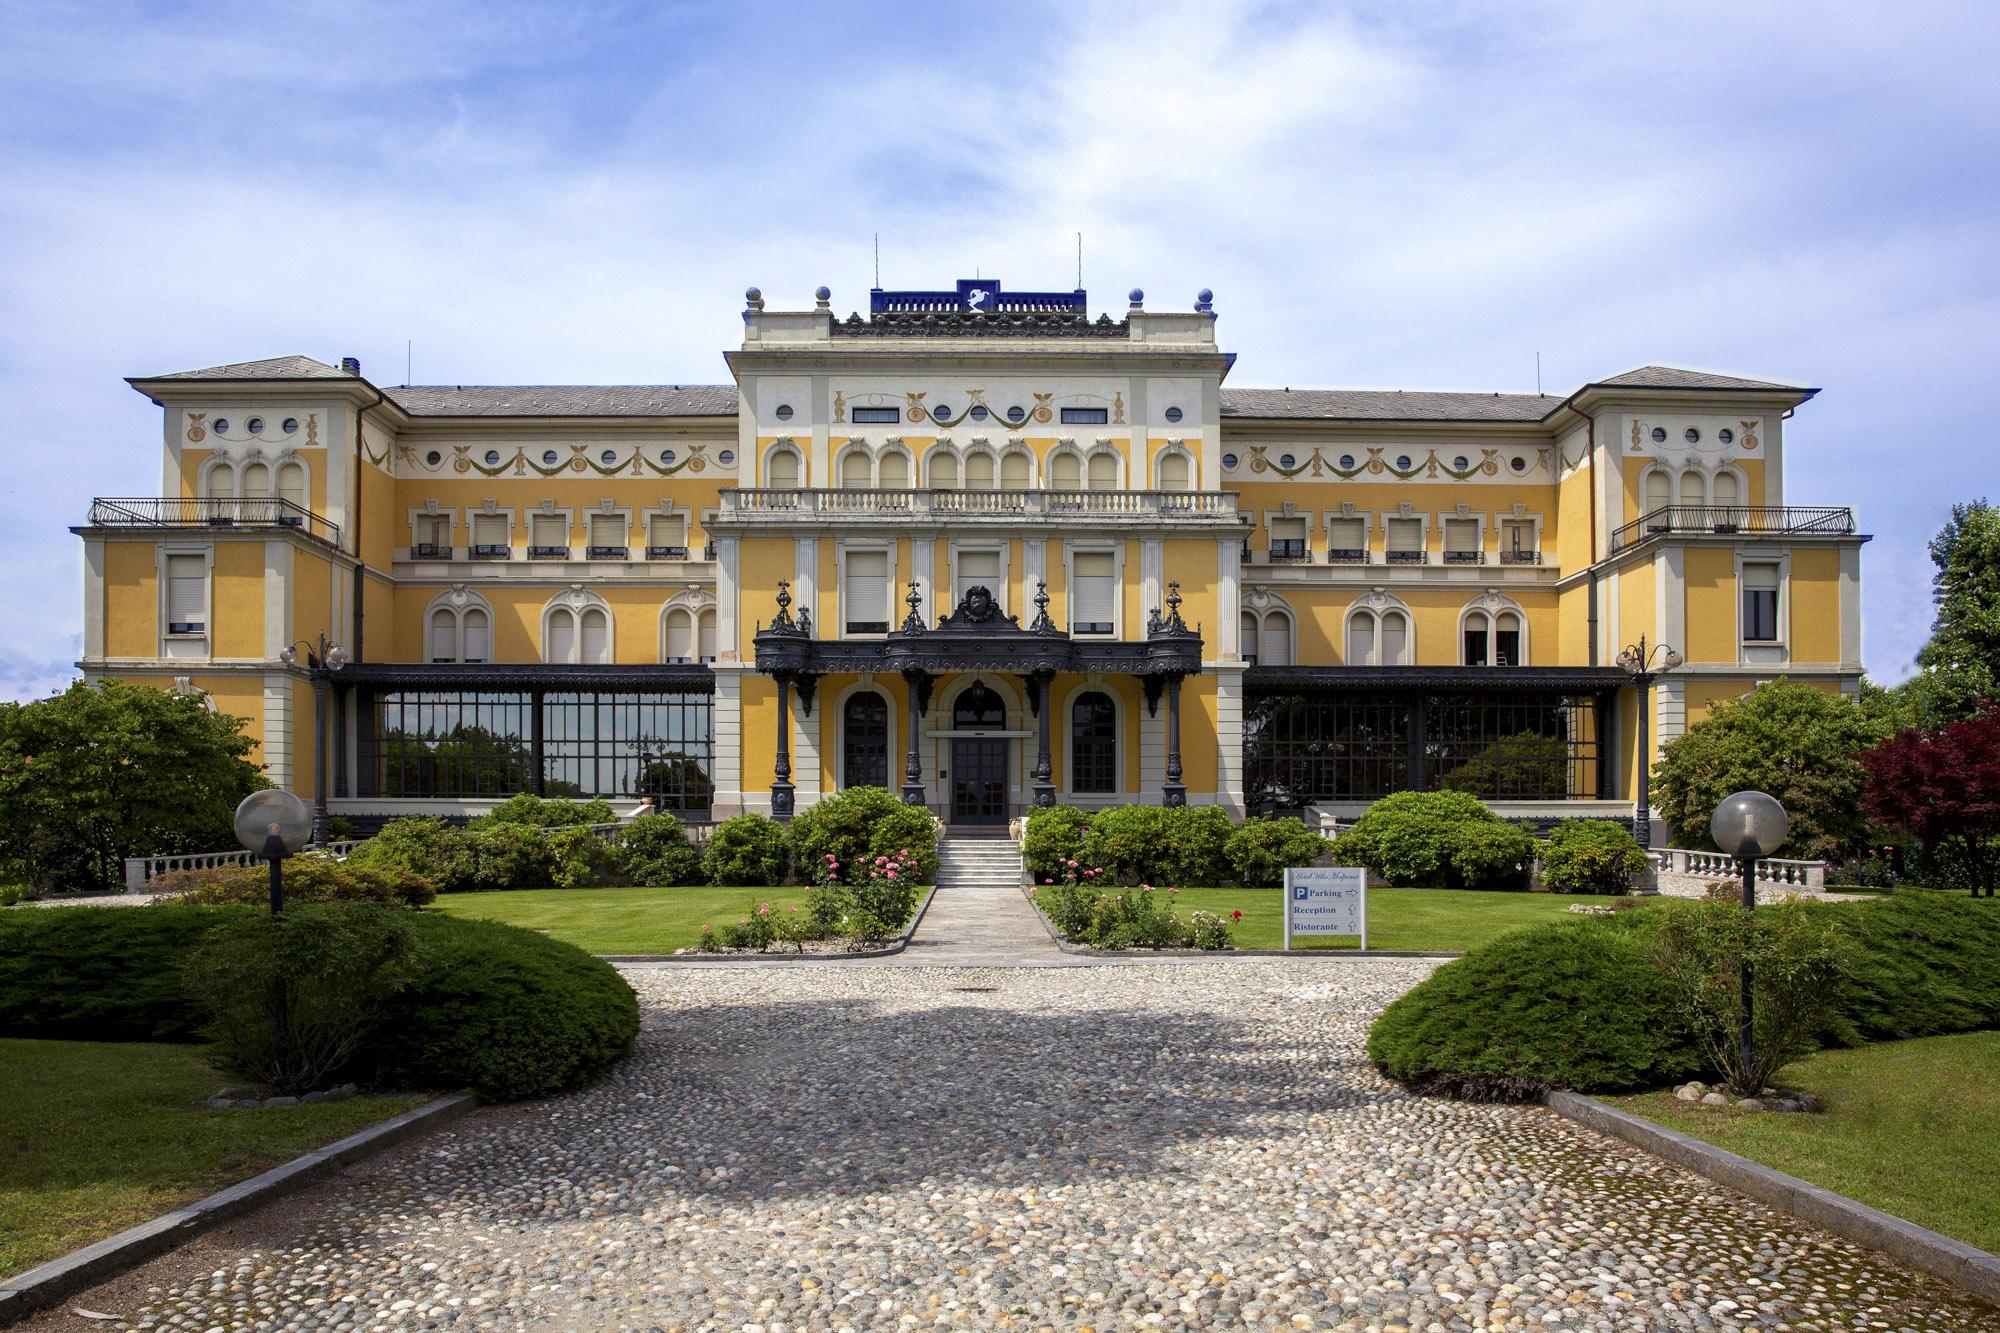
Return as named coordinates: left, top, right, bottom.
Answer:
left=234, top=789, right=313, bottom=915
left=1709, top=790, right=1789, bottom=1091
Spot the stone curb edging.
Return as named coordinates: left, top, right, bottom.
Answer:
left=0, top=1092, right=480, bottom=1328
left=598, top=883, right=939, bottom=964
left=1543, top=1090, right=2000, bottom=1307
left=1018, top=884, right=1460, bottom=960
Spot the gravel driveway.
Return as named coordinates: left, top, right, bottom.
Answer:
left=34, top=960, right=1995, bottom=1331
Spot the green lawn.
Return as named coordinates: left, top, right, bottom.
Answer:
left=1606, top=1032, right=2000, bottom=1255
left=1161, top=886, right=1622, bottom=952
left=428, top=885, right=815, bottom=954
left=0, top=1039, right=423, bottom=1280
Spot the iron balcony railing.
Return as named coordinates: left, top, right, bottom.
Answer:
left=586, top=545, right=629, bottom=560
left=1385, top=550, right=1428, bottom=565
left=1325, top=548, right=1370, bottom=564
left=1499, top=550, right=1542, bottom=565
left=467, top=544, right=510, bottom=561
left=646, top=545, right=692, bottom=561
left=1443, top=550, right=1485, bottom=565
left=1610, top=505, right=1856, bottom=553
left=722, top=488, right=1240, bottom=520
left=87, top=497, right=341, bottom=546
left=412, top=542, right=452, bottom=560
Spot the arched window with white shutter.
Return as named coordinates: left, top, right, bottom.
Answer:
left=1000, top=448, right=1032, bottom=488
left=1049, top=449, right=1082, bottom=490
left=964, top=450, right=996, bottom=489
left=696, top=609, right=716, bottom=662
left=425, top=588, right=494, bottom=664
left=662, top=608, right=695, bottom=663
left=1345, top=594, right=1413, bottom=666
left=928, top=448, right=959, bottom=489
left=543, top=589, right=612, bottom=664
left=765, top=445, right=801, bottom=489
left=878, top=448, right=911, bottom=489
left=1156, top=449, right=1192, bottom=491
left=275, top=459, right=306, bottom=510
left=1678, top=469, right=1706, bottom=507
left=839, top=448, right=872, bottom=488
left=1642, top=468, right=1672, bottom=517
left=240, top=459, right=270, bottom=498
left=1085, top=449, right=1118, bottom=490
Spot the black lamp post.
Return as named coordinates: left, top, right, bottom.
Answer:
left=1615, top=635, right=1682, bottom=848
left=232, top=789, right=313, bottom=914
left=279, top=634, right=348, bottom=846
left=1709, top=790, right=1789, bottom=1090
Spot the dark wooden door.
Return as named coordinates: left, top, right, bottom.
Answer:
left=951, top=738, right=1009, bottom=825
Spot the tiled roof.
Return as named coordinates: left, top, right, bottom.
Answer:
left=1592, top=365, right=1809, bottom=392
left=385, top=385, right=738, bottom=418
left=1221, top=388, right=1562, bottom=423
left=147, top=355, right=351, bottom=380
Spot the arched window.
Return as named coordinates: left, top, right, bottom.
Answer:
left=965, top=450, right=996, bottom=489
left=1346, top=601, right=1413, bottom=666
left=428, top=607, right=458, bottom=663
left=842, top=693, right=890, bottom=789
left=1071, top=691, right=1117, bottom=794
left=204, top=461, right=236, bottom=499
left=580, top=607, right=611, bottom=664
left=1463, top=607, right=1525, bottom=666
left=663, top=608, right=695, bottom=663
left=1643, top=469, right=1671, bottom=514
left=546, top=608, right=576, bottom=663
left=878, top=449, right=910, bottom=488
left=545, top=593, right=613, bottom=664
left=1347, top=610, right=1377, bottom=665
left=839, top=449, right=871, bottom=488
left=696, top=608, right=716, bottom=662
left=1050, top=450, right=1082, bottom=489
left=1259, top=609, right=1294, bottom=667
left=1679, top=470, right=1706, bottom=507
left=276, top=460, right=306, bottom=509
left=1000, top=448, right=1031, bottom=488
left=1086, top=450, right=1118, bottom=490
left=240, top=460, right=270, bottom=498
left=929, top=450, right=959, bottom=488
left=1382, top=610, right=1410, bottom=665
left=953, top=682, right=1006, bottom=728
left=1157, top=451, right=1191, bottom=491
left=462, top=607, right=490, bottom=663
left=1713, top=469, right=1741, bottom=510
left=1241, top=610, right=1261, bottom=665
left=425, top=591, right=493, bottom=664
left=766, top=446, right=801, bottom=488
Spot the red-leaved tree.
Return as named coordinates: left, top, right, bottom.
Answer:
left=1861, top=706, right=2000, bottom=896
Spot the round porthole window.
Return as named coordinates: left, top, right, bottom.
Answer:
left=1453, top=455, right=1470, bottom=471
left=719, top=449, right=736, bottom=466
left=599, top=449, right=616, bottom=466
left=1006, top=405, right=1026, bottom=423
left=281, top=418, right=299, bottom=435
left=1222, top=453, right=1239, bottom=470
left=970, top=404, right=989, bottom=421
left=1338, top=454, right=1355, bottom=470
left=1510, top=456, right=1529, bottom=473
left=425, top=450, right=442, bottom=467
left=1651, top=427, right=1668, bottom=443
left=1396, top=454, right=1413, bottom=470
left=932, top=404, right=952, bottom=423
left=1718, top=428, right=1735, bottom=445
left=538, top=450, right=556, bottom=466
left=1165, top=406, right=1183, bottom=424
left=661, top=449, right=677, bottom=465
left=484, top=450, right=501, bottom=466
left=246, top=417, right=264, bottom=434
left=775, top=404, right=793, bottom=422
left=1279, top=453, right=1296, bottom=469
left=1685, top=427, right=1701, bottom=443
left=213, top=418, right=231, bottom=434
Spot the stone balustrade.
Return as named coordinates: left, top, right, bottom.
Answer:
left=1650, top=847, right=1826, bottom=891
left=720, top=488, right=1242, bottom=524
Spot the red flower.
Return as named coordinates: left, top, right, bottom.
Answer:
left=1231, top=910, right=1243, bottom=921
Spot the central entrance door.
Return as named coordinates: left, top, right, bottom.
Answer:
left=950, top=681, right=1010, bottom=826
left=951, top=737, right=1009, bottom=825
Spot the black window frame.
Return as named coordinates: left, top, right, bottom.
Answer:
left=842, top=692, right=891, bottom=790
left=1060, top=407, right=1109, bottom=425
left=851, top=406, right=901, bottom=424
left=1070, top=691, right=1118, bottom=794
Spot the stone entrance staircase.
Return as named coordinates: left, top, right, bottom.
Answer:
left=896, top=836, right=1074, bottom=965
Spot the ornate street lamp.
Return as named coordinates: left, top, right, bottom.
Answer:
left=279, top=634, right=348, bottom=846
left=1615, top=635, right=1682, bottom=848
left=1710, top=790, right=1789, bottom=1086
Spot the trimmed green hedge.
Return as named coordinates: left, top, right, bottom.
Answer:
left=1368, top=890, right=2000, bottom=1100
left=1022, top=805, right=1309, bottom=888
left=1537, top=820, right=1649, bottom=896
left=1331, top=790, right=1534, bottom=890
left=0, top=905, right=639, bottom=1100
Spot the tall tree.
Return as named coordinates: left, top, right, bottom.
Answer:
left=1862, top=707, right=2000, bottom=896
left=0, top=680, right=267, bottom=890
left=1651, top=680, right=1887, bottom=862
left=1908, top=500, right=2000, bottom=725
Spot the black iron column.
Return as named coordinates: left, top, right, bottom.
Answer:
left=1031, top=670, right=1056, bottom=808
left=772, top=672, right=796, bottom=820
left=310, top=669, right=331, bottom=846
left=1634, top=672, right=1655, bottom=848
left=901, top=669, right=927, bottom=806
left=1162, top=673, right=1187, bottom=807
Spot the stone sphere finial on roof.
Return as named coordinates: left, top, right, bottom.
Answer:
left=815, top=286, right=831, bottom=302
left=1128, top=288, right=1144, bottom=308
left=745, top=287, right=763, bottom=304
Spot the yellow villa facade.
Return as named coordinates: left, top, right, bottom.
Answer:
left=74, top=278, right=1865, bottom=838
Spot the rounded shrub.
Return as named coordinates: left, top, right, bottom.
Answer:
left=786, top=787, right=937, bottom=887
left=153, top=853, right=438, bottom=907
left=1333, top=790, right=1530, bottom=889
left=703, top=813, right=789, bottom=886
left=0, top=904, right=245, bottom=1041
left=369, top=915, right=640, bottom=1100
left=474, top=794, right=618, bottom=828
left=1539, top=819, right=1650, bottom=895
left=617, top=812, right=705, bottom=886
left=1157, top=806, right=1235, bottom=887
left=1367, top=914, right=1700, bottom=1099
left=1084, top=805, right=1167, bottom=883
left=1225, top=815, right=1330, bottom=887
left=1023, top=806, right=1091, bottom=880
left=348, top=816, right=460, bottom=885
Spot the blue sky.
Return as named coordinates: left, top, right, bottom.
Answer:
left=2, top=0, right=1994, bottom=699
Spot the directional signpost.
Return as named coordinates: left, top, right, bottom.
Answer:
left=1283, top=866, right=1368, bottom=951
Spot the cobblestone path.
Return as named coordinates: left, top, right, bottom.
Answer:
left=33, top=962, right=1996, bottom=1332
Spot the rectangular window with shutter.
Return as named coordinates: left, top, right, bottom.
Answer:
left=414, top=514, right=451, bottom=557
left=1742, top=563, right=1781, bottom=641
left=165, top=554, right=206, bottom=635
left=1269, top=517, right=1309, bottom=563
left=588, top=513, right=627, bottom=557
left=647, top=513, right=689, bottom=559
left=1443, top=518, right=1480, bottom=564
left=530, top=513, right=568, bottom=558
left=1385, top=518, right=1425, bottom=563
left=1501, top=520, right=1538, bottom=563
left=844, top=549, right=890, bottom=634
left=954, top=549, right=1003, bottom=610
left=471, top=513, right=509, bottom=559
left=1071, top=550, right=1116, bottom=635
left=1327, top=516, right=1367, bottom=562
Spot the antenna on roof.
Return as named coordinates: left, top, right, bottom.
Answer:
left=406, top=339, right=412, bottom=387
left=1076, top=232, right=1083, bottom=289
left=1535, top=351, right=1542, bottom=395
left=873, top=233, right=880, bottom=288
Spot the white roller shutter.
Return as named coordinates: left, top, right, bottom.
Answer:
left=697, top=611, right=717, bottom=662
left=165, top=554, right=206, bottom=634
left=546, top=610, right=575, bottom=663
left=531, top=513, right=567, bottom=549
left=1001, top=451, right=1031, bottom=488
left=1328, top=517, right=1365, bottom=553
left=276, top=462, right=305, bottom=509
left=665, top=612, right=693, bottom=662
left=1386, top=519, right=1422, bottom=553
left=955, top=549, right=1002, bottom=607
left=1260, top=614, right=1292, bottom=667
left=767, top=450, right=800, bottom=488
left=1644, top=472, right=1671, bottom=513
left=1051, top=453, right=1081, bottom=488
left=1381, top=612, right=1409, bottom=665
left=1444, top=519, right=1478, bottom=554
left=1071, top=551, right=1115, bottom=633
left=473, top=513, right=508, bottom=547
left=844, top=550, right=890, bottom=632
left=589, top=514, right=625, bottom=548
left=430, top=611, right=458, bottom=663
left=1086, top=452, right=1117, bottom=489
left=650, top=513, right=687, bottom=548
left=1347, top=612, right=1374, bottom=665
left=462, top=609, right=490, bottom=663
left=580, top=609, right=610, bottom=664
left=1679, top=471, right=1705, bottom=506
